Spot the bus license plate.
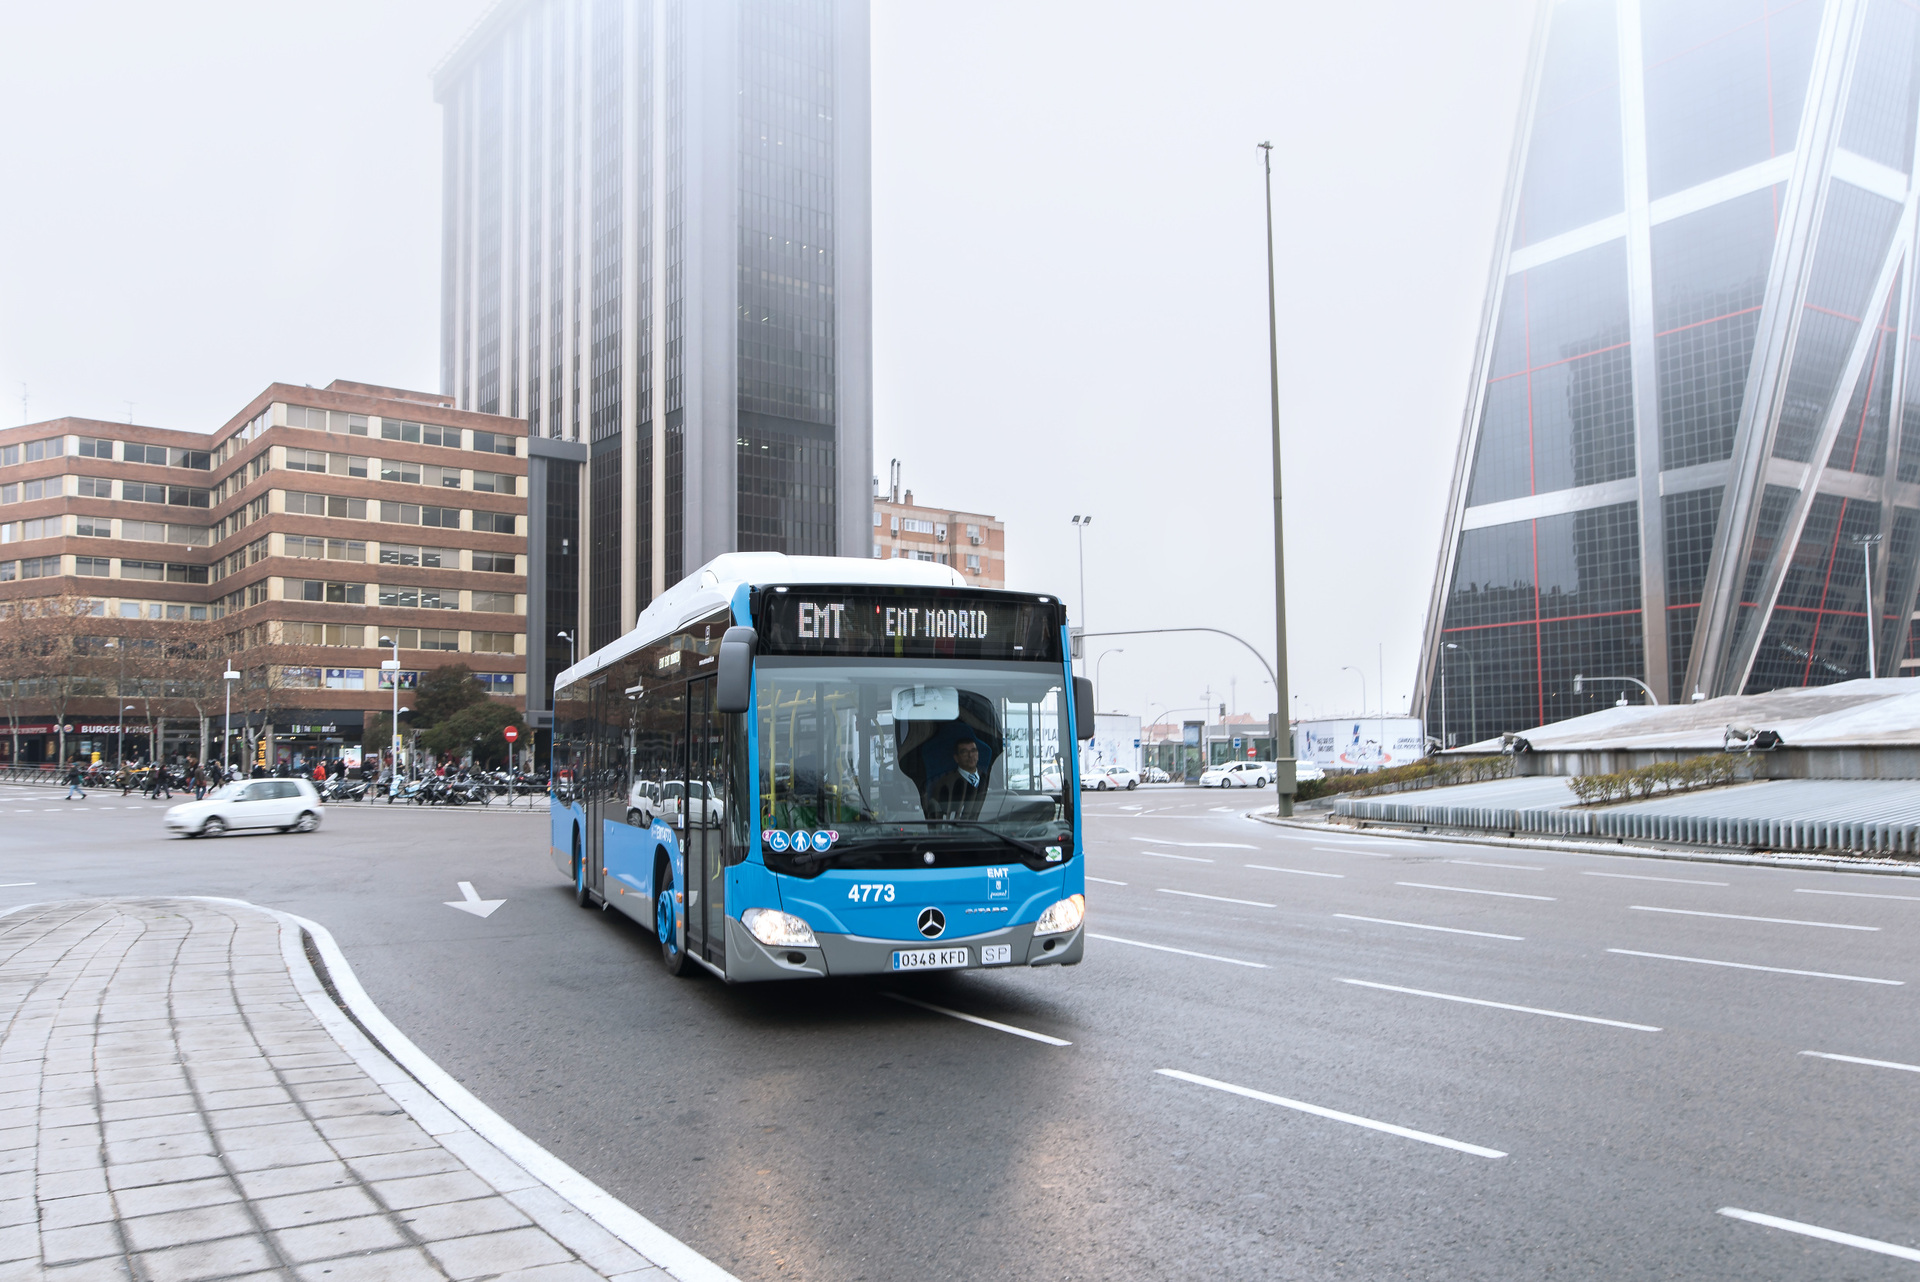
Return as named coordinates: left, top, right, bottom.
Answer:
left=891, top=947, right=970, bottom=971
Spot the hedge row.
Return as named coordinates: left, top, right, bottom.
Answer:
left=1566, top=753, right=1742, bottom=806
left=1295, top=754, right=1513, bottom=802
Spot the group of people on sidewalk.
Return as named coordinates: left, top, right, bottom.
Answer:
left=61, top=756, right=245, bottom=802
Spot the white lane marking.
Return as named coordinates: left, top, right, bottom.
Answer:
left=1089, top=932, right=1267, bottom=968
left=1608, top=948, right=1902, bottom=985
left=1087, top=876, right=1129, bottom=886
left=444, top=881, right=506, bottom=919
left=1155, top=1068, right=1506, bottom=1159
left=1448, top=859, right=1544, bottom=871
left=1796, top=887, right=1920, bottom=902
left=1801, top=1050, right=1920, bottom=1074
left=1629, top=905, right=1877, bottom=931
left=883, top=993, right=1071, bottom=1046
left=1337, top=978, right=1661, bottom=1031
left=0, top=882, right=36, bottom=888
left=1582, top=871, right=1728, bottom=886
left=1312, top=845, right=1394, bottom=858
left=1157, top=888, right=1275, bottom=908
left=1246, top=864, right=1344, bottom=879
left=1397, top=882, right=1556, bottom=901
left=1135, top=850, right=1215, bottom=863
left=1718, top=1207, right=1920, bottom=1263
left=1334, top=914, right=1524, bottom=941
left=1131, top=837, right=1257, bottom=850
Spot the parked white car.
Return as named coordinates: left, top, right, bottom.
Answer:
left=1295, top=760, right=1327, bottom=783
left=1083, top=764, right=1140, bottom=791
left=1199, top=761, right=1272, bottom=788
left=165, top=779, right=325, bottom=837
left=1142, top=765, right=1171, bottom=783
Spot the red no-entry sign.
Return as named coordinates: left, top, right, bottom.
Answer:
left=503, top=726, right=519, bottom=743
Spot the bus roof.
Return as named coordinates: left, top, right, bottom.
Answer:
left=555, top=552, right=972, bottom=689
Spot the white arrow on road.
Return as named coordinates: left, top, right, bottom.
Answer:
left=444, top=881, right=505, bottom=919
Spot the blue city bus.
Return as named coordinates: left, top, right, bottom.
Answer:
left=549, top=552, right=1092, bottom=981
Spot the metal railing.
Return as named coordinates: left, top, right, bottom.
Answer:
left=1334, top=795, right=1920, bottom=856
left=0, top=765, right=61, bottom=786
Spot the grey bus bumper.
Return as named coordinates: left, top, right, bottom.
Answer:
left=724, top=917, right=1084, bottom=982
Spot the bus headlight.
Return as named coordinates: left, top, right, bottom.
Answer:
left=1033, top=894, right=1085, bottom=936
left=742, top=908, right=818, bottom=948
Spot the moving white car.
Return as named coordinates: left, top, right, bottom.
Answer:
left=165, top=779, right=325, bottom=837
left=1199, top=761, right=1272, bottom=788
left=1083, top=764, right=1140, bottom=791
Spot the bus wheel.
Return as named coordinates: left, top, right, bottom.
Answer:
left=656, top=884, right=689, bottom=976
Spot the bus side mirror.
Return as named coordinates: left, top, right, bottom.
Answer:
left=717, top=626, right=757, bottom=714
left=1073, top=676, right=1095, bottom=740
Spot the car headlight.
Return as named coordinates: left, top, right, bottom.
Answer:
left=1033, top=893, right=1085, bottom=936
left=742, top=907, right=818, bottom=948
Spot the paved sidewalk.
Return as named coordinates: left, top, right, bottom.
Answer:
left=0, top=899, right=672, bottom=1282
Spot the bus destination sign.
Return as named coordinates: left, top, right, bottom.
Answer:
left=754, top=588, right=1063, bottom=661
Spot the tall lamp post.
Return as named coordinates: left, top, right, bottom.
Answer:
left=1853, top=532, right=1884, bottom=678
left=222, top=664, right=240, bottom=775
left=1069, top=517, right=1092, bottom=672
left=1444, top=642, right=1477, bottom=747
left=557, top=630, right=576, bottom=671
left=1258, top=140, right=1296, bottom=816
left=1339, top=665, right=1368, bottom=717
left=379, top=635, right=402, bottom=777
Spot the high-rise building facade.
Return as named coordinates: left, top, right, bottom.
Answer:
left=1417, top=0, right=1920, bottom=745
left=434, top=0, right=874, bottom=667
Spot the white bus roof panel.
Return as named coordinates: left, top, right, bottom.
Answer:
left=557, top=552, right=973, bottom=688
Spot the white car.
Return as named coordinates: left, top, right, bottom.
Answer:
left=1295, top=760, right=1327, bottom=783
left=166, top=779, right=325, bottom=837
left=1142, top=765, right=1171, bottom=783
left=1199, top=761, right=1272, bottom=789
left=630, top=779, right=724, bottom=828
left=1083, top=764, right=1139, bottom=791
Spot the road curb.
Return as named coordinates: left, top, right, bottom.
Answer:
left=1242, top=809, right=1920, bottom=878
left=204, top=896, right=741, bottom=1282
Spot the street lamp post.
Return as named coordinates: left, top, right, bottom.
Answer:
left=1339, top=666, right=1367, bottom=716
left=379, top=635, right=402, bottom=778
left=557, top=630, right=576, bottom=671
left=117, top=705, right=135, bottom=767
left=1853, top=533, right=1884, bottom=678
left=1069, top=517, right=1091, bottom=670
left=222, top=665, right=240, bottom=775
left=1444, top=642, right=1477, bottom=745
left=1258, top=140, right=1296, bottom=816
left=1094, top=648, right=1124, bottom=714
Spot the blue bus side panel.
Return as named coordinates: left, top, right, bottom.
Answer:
left=730, top=859, right=782, bottom=926
left=602, top=819, right=670, bottom=927
left=549, top=800, right=585, bottom=880
left=775, top=864, right=1063, bottom=939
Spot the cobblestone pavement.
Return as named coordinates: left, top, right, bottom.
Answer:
left=0, top=898, right=672, bottom=1282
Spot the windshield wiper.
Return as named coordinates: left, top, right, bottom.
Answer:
left=867, top=819, right=1058, bottom=863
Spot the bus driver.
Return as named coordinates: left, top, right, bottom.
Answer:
left=924, top=731, right=989, bottom=820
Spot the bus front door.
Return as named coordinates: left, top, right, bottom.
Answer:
left=686, top=675, right=727, bottom=968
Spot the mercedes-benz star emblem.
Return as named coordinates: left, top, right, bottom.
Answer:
left=917, top=907, right=946, bottom=939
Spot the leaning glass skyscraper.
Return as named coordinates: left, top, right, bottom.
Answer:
left=1418, top=0, right=1920, bottom=745
left=435, top=0, right=873, bottom=655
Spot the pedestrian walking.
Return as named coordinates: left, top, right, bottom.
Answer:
left=63, top=759, right=86, bottom=801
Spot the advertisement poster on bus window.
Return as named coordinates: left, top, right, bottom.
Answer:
left=1293, top=717, right=1425, bottom=772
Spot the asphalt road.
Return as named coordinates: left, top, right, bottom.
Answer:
left=6, top=782, right=1920, bottom=1280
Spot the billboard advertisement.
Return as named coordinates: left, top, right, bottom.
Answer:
left=1082, top=714, right=1142, bottom=775
left=1294, top=717, right=1425, bottom=772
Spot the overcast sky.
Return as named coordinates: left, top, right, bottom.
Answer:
left=0, top=0, right=1534, bottom=728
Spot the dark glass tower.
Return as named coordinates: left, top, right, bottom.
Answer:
left=436, top=0, right=873, bottom=653
left=1419, top=0, right=1920, bottom=745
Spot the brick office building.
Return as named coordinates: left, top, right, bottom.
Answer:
left=0, top=381, right=527, bottom=767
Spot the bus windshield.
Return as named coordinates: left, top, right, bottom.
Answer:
left=756, top=658, right=1070, bottom=873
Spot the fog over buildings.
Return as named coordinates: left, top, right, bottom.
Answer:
left=0, top=0, right=1535, bottom=724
